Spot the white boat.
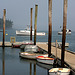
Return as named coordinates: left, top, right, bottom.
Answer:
left=25, top=45, right=39, bottom=53
left=58, top=29, right=71, bottom=35
left=19, top=45, right=48, bottom=59
left=20, top=41, right=34, bottom=49
left=16, top=26, right=45, bottom=36
left=49, top=68, right=70, bottom=75
left=19, top=52, right=48, bottom=60
left=36, top=56, right=54, bottom=65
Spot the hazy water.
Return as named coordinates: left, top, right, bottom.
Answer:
left=0, top=28, right=75, bottom=52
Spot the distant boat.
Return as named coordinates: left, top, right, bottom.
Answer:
left=58, top=29, right=71, bottom=35
left=16, top=26, right=46, bottom=36
left=36, top=56, right=54, bottom=65
left=49, top=68, right=70, bottom=75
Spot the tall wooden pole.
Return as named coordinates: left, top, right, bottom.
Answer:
left=30, top=8, right=33, bottom=41
left=48, top=0, right=52, bottom=57
left=34, top=5, right=38, bottom=45
left=3, top=9, right=6, bottom=47
left=61, top=0, right=68, bottom=67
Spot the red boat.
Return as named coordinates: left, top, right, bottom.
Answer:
left=12, top=43, right=21, bottom=48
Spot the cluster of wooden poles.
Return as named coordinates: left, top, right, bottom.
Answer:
left=2, top=0, right=68, bottom=67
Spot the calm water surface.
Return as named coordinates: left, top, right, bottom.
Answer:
left=0, top=47, right=53, bottom=75
left=0, top=29, right=75, bottom=75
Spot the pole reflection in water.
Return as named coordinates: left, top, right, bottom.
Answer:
left=2, top=47, right=5, bottom=75
left=29, top=63, right=36, bottom=75
left=47, top=69, right=49, bottom=75
left=30, top=63, right=32, bottom=75
left=34, top=64, right=36, bottom=75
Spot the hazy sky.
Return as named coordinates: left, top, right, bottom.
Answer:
left=0, top=0, right=75, bottom=31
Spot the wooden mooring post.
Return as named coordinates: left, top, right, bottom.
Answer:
left=34, top=5, right=38, bottom=45
left=2, top=9, right=6, bottom=47
left=61, top=0, right=68, bottom=67
left=48, top=0, right=52, bottom=57
left=30, top=8, right=33, bottom=41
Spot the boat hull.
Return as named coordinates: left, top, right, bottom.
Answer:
left=49, top=68, right=70, bottom=75
left=19, top=52, right=48, bottom=60
left=49, top=72, right=70, bottom=75
left=16, top=30, right=32, bottom=36
left=16, top=30, right=45, bottom=36
left=20, top=43, right=34, bottom=49
left=58, top=32, right=71, bottom=35
left=36, top=56, right=54, bottom=65
left=37, top=58, right=54, bottom=65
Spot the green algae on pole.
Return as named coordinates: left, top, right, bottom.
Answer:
left=34, top=5, right=38, bottom=45
left=48, top=0, right=52, bottom=57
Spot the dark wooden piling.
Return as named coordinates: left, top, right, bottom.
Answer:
left=2, top=9, right=6, bottom=47
left=34, top=5, right=38, bottom=45
left=61, top=0, right=68, bottom=67
left=30, top=8, right=33, bottom=41
left=48, top=0, right=52, bottom=57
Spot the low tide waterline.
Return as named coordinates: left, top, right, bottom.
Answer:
left=0, top=28, right=75, bottom=52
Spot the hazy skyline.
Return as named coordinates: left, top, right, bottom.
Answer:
left=0, top=0, right=75, bottom=31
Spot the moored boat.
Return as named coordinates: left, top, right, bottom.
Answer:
left=19, top=52, right=48, bottom=60
left=36, top=56, right=54, bottom=65
left=24, top=45, right=39, bottom=53
left=19, top=45, right=48, bottom=59
left=58, top=29, right=71, bottom=35
left=20, top=41, right=34, bottom=49
left=49, top=68, right=70, bottom=75
left=12, top=43, right=21, bottom=48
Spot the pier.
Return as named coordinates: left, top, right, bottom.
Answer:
left=36, top=42, right=75, bottom=71
left=0, top=41, right=75, bottom=71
